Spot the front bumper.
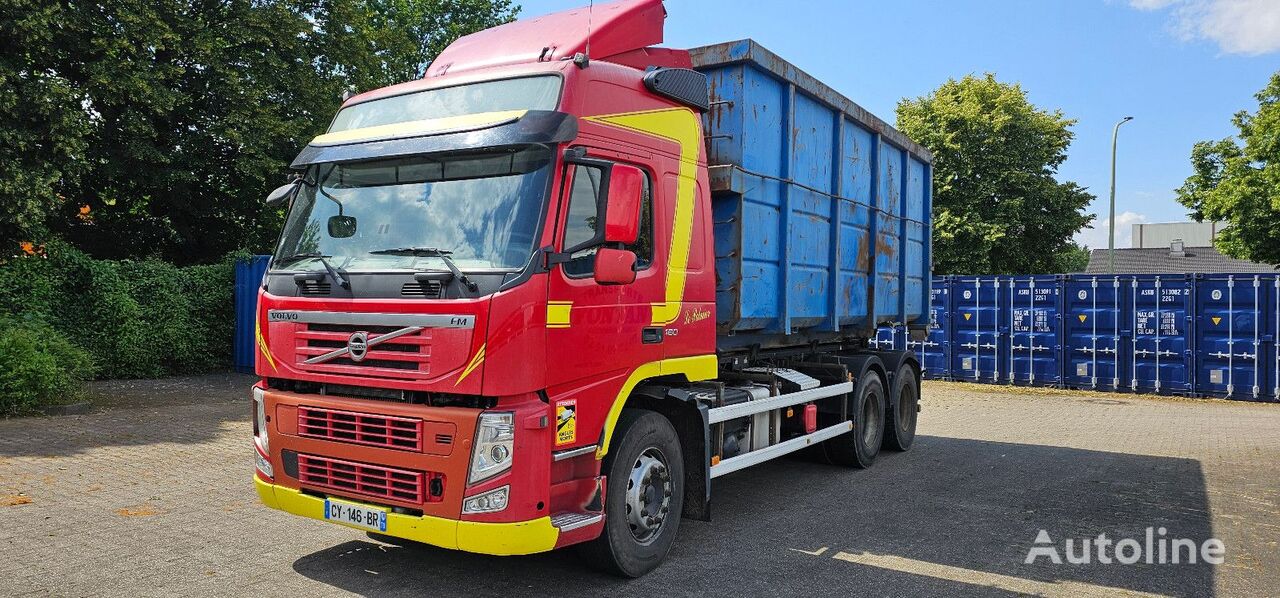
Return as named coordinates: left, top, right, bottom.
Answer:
left=255, top=476, right=559, bottom=555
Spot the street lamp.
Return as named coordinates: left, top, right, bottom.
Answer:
left=1108, top=116, right=1134, bottom=274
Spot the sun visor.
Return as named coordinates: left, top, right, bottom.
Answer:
left=290, top=110, right=578, bottom=169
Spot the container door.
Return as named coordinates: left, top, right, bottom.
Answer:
left=1064, top=275, right=1124, bottom=390
left=1007, top=276, right=1061, bottom=387
left=953, top=277, right=1003, bottom=383
left=1131, top=275, right=1192, bottom=395
left=1197, top=274, right=1267, bottom=400
left=915, top=279, right=951, bottom=380
left=1270, top=275, right=1279, bottom=402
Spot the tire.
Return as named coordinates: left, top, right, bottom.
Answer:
left=883, top=363, right=919, bottom=451
left=820, top=370, right=885, bottom=468
left=579, top=410, right=684, bottom=578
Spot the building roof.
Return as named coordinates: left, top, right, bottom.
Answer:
left=1084, top=246, right=1279, bottom=274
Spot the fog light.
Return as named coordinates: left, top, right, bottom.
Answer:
left=462, top=485, right=509, bottom=514
left=254, top=444, right=274, bottom=478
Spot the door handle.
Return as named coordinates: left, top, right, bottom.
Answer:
left=641, top=327, right=664, bottom=344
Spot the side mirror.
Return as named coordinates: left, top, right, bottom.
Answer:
left=327, top=215, right=357, bottom=238
left=265, top=181, right=299, bottom=207
left=603, top=164, right=643, bottom=244
left=593, top=248, right=637, bottom=285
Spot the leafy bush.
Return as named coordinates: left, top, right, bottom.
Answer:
left=0, top=317, right=94, bottom=416
left=0, top=242, right=237, bottom=383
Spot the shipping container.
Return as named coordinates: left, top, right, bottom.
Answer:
left=917, top=276, right=953, bottom=380
left=232, top=255, right=270, bottom=373
left=1004, top=276, right=1062, bottom=386
left=1062, top=274, right=1126, bottom=391
left=1195, top=274, right=1275, bottom=401
left=871, top=324, right=906, bottom=351
left=951, top=276, right=1005, bottom=382
left=694, top=40, right=933, bottom=350
left=1128, top=275, right=1196, bottom=395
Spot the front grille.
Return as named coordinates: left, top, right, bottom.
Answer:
left=297, top=454, right=437, bottom=505
left=295, top=323, right=431, bottom=379
left=298, top=280, right=331, bottom=296
left=401, top=281, right=443, bottom=298
left=298, top=405, right=423, bottom=451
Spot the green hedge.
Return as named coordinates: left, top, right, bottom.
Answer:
left=0, top=317, right=94, bottom=416
left=0, top=243, right=239, bottom=412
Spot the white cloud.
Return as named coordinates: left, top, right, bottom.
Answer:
left=1130, top=0, right=1280, bottom=55
left=1075, top=211, right=1149, bottom=250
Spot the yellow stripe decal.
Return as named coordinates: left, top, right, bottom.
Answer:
left=546, top=301, right=573, bottom=329
left=583, top=108, right=701, bottom=326
left=596, top=354, right=718, bottom=459
left=313, top=109, right=528, bottom=146
left=455, top=343, right=485, bottom=386
left=255, top=320, right=277, bottom=372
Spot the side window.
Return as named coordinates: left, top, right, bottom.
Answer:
left=562, top=162, right=653, bottom=278
left=563, top=165, right=603, bottom=252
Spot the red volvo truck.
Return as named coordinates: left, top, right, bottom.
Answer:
left=253, top=0, right=932, bottom=576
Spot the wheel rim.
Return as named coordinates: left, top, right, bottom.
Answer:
left=898, top=384, right=917, bottom=432
left=624, top=447, right=672, bottom=545
left=862, top=387, right=881, bottom=445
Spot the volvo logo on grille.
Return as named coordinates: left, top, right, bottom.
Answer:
left=347, top=331, right=370, bottom=362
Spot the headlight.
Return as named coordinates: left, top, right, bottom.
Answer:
left=462, top=485, right=510, bottom=514
left=469, top=412, right=514, bottom=484
left=253, top=387, right=269, bottom=452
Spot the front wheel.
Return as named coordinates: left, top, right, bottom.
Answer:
left=579, top=410, right=684, bottom=578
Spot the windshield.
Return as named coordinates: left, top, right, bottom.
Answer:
left=273, top=145, right=553, bottom=272
left=330, top=76, right=561, bottom=132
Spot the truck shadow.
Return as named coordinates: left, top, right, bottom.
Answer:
left=291, top=435, right=1215, bottom=597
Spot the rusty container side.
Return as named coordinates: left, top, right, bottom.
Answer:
left=693, top=39, right=932, bottom=351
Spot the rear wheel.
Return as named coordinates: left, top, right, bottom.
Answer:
left=821, top=370, right=885, bottom=468
left=883, top=363, right=919, bottom=451
left=579, top=410, right=684, bottom=578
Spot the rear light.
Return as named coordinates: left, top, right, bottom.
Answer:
left=803, top=403, right=817, bottom=434
left=462, top=485, right=509, bottom=514
left=468, top=412, right=514, bottom=484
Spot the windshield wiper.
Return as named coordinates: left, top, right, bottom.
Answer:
left=369, top=247, right=478, bottom=292
left=275, top=252, right=350, bottom=290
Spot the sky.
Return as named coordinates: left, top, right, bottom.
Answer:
left=513, top=0, right=1280, bottom=249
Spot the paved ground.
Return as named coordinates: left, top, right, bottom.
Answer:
left=1, top=374, right=1277, bottom=597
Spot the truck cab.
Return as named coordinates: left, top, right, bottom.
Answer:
left=253, top=0, right=926, bottom=577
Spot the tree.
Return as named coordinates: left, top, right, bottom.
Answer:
left=1, top=0, right=517, bottom=263
left=896, top=74, right=1095, bottom=275
left=1176, top=72, right=1280, bottom=267
left=0, top=1, right=90, bottom=249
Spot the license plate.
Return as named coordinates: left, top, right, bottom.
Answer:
left=323, top=497, right=387, bottom=532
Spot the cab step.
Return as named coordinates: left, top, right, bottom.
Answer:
left=551, top=511, right=603, bottom=532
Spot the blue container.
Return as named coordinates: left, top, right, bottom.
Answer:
left=1128, top=275, right=1195, bottom=395
left=871, top=324, right=906, bottom=352
left=917, top=276, right=953, bottom=380
left=1195, top=274, right=1276, bottom=401
left=951, top=276, right=1005, bottom=383
left=692, top=40, right=933, bottom=349
left=233, top=255, right=271, bottom=374
left=1003, top=276, right=1062, bottom=387
left=1062, top=275, right=1126, bottom=391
